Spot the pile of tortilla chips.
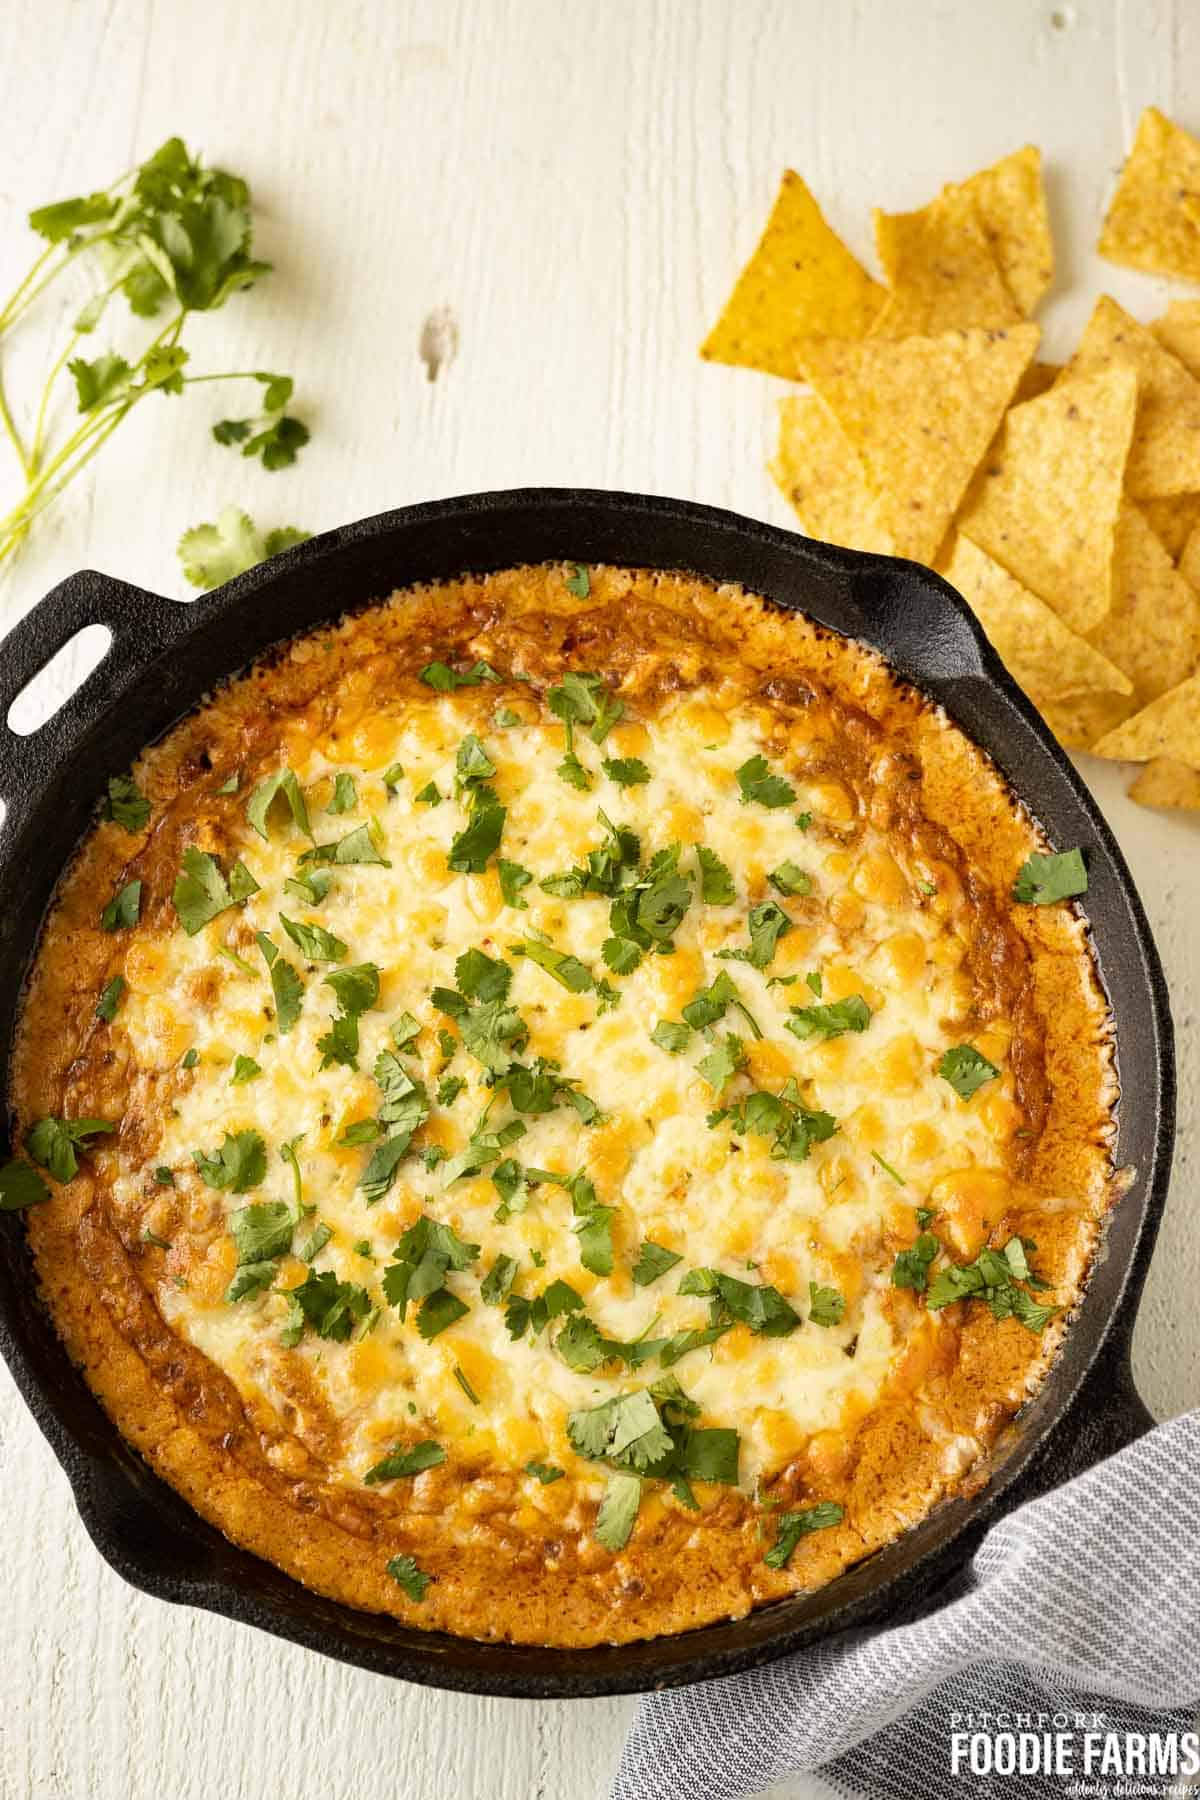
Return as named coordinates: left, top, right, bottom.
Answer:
left=702, top=109, right=1200, bottom=812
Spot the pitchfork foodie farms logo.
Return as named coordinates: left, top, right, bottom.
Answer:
left=948, top=1713, right=1200, bottom=1792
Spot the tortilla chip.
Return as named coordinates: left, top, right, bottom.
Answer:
left=959, top=146, right=1054, bottom=315
left=957, top=366, right=1137, bottom=635
left=945, top=535, right=1131, bottom=705
left=1128, top=757, right=1200, bottom=809
left=1013, top=361, right=1061, bottom=406
left=872, top=186, right=1021, bottom=337
left=1099, top=106, right=1200, bottom=282
left=1092, top=671, right=1200, bottom=761
left=770, top=395, right=896, bottom=555
left=1087, top=505, right=1200, bottom=706
left=1150, top=299, right=1200, bottom=379
left=792, top=323, right=1039, bottom=566
left=1058, top=295, right=1200, bottom=498
left=701, top=172, right=886, bottom=377
left=1138, top=492, right=1200, bottom=560
left=1041, top=692, right=1137, bottom=751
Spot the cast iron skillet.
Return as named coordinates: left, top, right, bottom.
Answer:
left=0, top=489, right=1175, bottom=1698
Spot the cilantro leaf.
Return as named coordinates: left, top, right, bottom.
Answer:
left=103, top=774, right=150, bottom=832
left=386, top=1554, right=432, bottom=1602
left=172, top=847, right=234, bottom=934
left=786, top=994, right=872, bottom=1043
left=718, top=900, right=793, bottom=970
left=225, top=1261, right=277, bottom=1303
left=95, top=974, right=126, bottom=1022
left=364, top=1440, right=446, bottom=1484
left=650, top=1019, right=691, bottom=1055
left=695, top=845, right=736, bottom=905
left=382, top=1215, right=479, bottom=1320
left=632, top=1241, right=683, bottom=1286
left=256, top=932, right=304, bottom=1034
left=324, top=963, right=380, bottom=1016
left=764, top=1502, right=844, bottom=1568
left=229, top=1053, right=260, bottom=1085
left=602, top=756, right=650, bottom=787
left=892, top=1231, right=939, bottom=1291
left=192, top=1130, right=267, bottom=1194
left=288, top=1267, right=371, bottom=1341
left=498, top=859, right=532, bottom=909
left=678, top=1267, right=801, bottom=1336
left=0, top=1159, right=51, bottom=1211
left=547, top=671, right=624, bottom=744
left=524, top=1461, right=564, bottom=1485
left=938, top=1044, right=1000, bottom=1101
left=279, top=914, right=347, bottom=962
left=1013, top=848, right=1088, bottom=905
left=448, top=798, right=505, bottom=874
left=300, top=824, right=389, bottom=867
left=768, top=861, right=812, bottom=898
left=26, top=1117, right=113, bottom=1183
left=514, top=934, right=594, bottom=993
left=326, top=773, right=357, bottom=814
left=178, top=509, right=310, bottom=591
left=564, top=563, right=591, bottom=598
left=595, top=1471, right=641, bottom=1551
left=419, top=660, right=501, bottom=691
left=480, top=1254, right=520, bottom=1304
left=228, top=1200, right=294, bottom=1263
left=416, top=1288, right=470, bottom=1340
left=696, top=1032, right=745, bottom=1092
left=101, top=878, right=141, bottom=931
left=736, top=754, right=795, bottom=809
left=808, top=1282, right=845, bottom=1327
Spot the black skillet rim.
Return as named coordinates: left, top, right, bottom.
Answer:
left=0, top=488, right=1175, bottom=1697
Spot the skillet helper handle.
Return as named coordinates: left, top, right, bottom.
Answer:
left=0, top=569, right=188, bottom=827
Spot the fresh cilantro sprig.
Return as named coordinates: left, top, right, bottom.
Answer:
left=0, top=137, right=312, bottom=574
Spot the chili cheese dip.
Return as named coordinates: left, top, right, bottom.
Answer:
left=10, top=563, right=1117, bottom=1646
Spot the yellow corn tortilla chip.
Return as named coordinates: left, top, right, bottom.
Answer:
left=959, top=146, right=1054, bottom=316
left=701, top=172, right=886, bottom=378
left=1099, top=106, right=1200, bottom=282
left=792, top=323, right=1039, bottom=566
left=1092, top=671, right=1200, bottom=762
left=1041, top=692, right=1137, bottom=751
left=770, top=395, right=896, bottom=555
left=1150, top=299, right=1200, bottom=379
left=1058, top=295, right=1200, bottom=498
left=1013, top=361, right=1062, bottom=406
left=957, top=365, right=1137, bottom=635
left=945, top=535, right=1131, bottom=705
left=872, top=186, right=1021, bottom=337
left=1088, top=505, right=1200, bottom=705
left=1128, top=757, right=1200, bottom=809
left=1138, top=493, right=1200, bottom=561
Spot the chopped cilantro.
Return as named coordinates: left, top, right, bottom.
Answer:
left=524, top=1461, right=564, bottom=1485
left=298, top=1221, right=332, bottom=1263
left=364, top=1440, right=445, bottom=1484
left=415, top=781, right=441, bottom=806
left=786, top=994, right=871, bottom=1043
left=712, top=1081, right=837, bottom=1164
left=498, top=858, right=533, bottom=908
left=228, top=1199, right=294, bottom=1263
left=547, top=671, right=624, bottom=745
left=0, top=1159, right=51, bottom=1212
left=300, top=824, right=389, bottom=867
left=448, top=798, right=505, bottom=874
left=514, top=933, right=594, bottom=994
left=768, top=861, right=812, bottom=898
left=696, top=1032, right=745, bottom=1092
left=279, top=913, right=347, bottom=963
left=229, top=1053, right=260, bottom=1085
left=871, top=1150, right=906, bottom=1186
left=564, top=563, right=591, bottom=597
left=694, top=844, right=736, bottom=905
left=678, top=1267, right=800, bottom=1336
left=1012, top=849, right=1088, bottom=906
left=939, top=1044, right=1000, bottom=1101
left=246, top=767, right=311, bottom=842
left=326, top=772, right=357, bottom=814
left=650, top=1019, right=691, bottom=1055
left=382, top=763, right=405, bottom=791
left=717, top=899, right=793, bottom=970
left=101, top=878, right=142, bottom=931
left=386, top=1554, right=432, bottom=1601
left=736, top=753, right=795, bottom=809
left=603, top=756, right=650, bottom=787
left=632, top=1241, right=683, bottom=1286
left=892, top=1231, right=939, bottom=1290
left=95, top=974, right=126, bottom=1022
left=453, top=1364, right=481, bottom=1405
left=595, top=1471, right=641, bottom=1550
left=808, top=1282, right=845, bottom=1327
left=285, top=1267, right=372, bottom=1341
left=764, top=1502, right=844, bottom=1568
left=172, top=848, right=236, bottom=935
left=26, top=1116, right=113, bottom=1184
left=480, top=1254, right=519, bottom=1304
left=103, top=774, right=149, bottom=832
left=193, top=1130, right=267, bottom=1194
left=419, top=660, right=501, bottom=691
left=256, top=932, right=304, bottom=1034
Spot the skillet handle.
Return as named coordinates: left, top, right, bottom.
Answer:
left=0, top=570, right=188, bottom=827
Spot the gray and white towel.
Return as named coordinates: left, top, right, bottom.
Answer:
left=614, top=1410, right=1200, bottom=1800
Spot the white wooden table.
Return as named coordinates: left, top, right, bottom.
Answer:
left=1, top=3, right=1197, bottom=1796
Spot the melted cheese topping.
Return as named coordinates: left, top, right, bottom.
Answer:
left=112, top=684, right=1016, bottom=1493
